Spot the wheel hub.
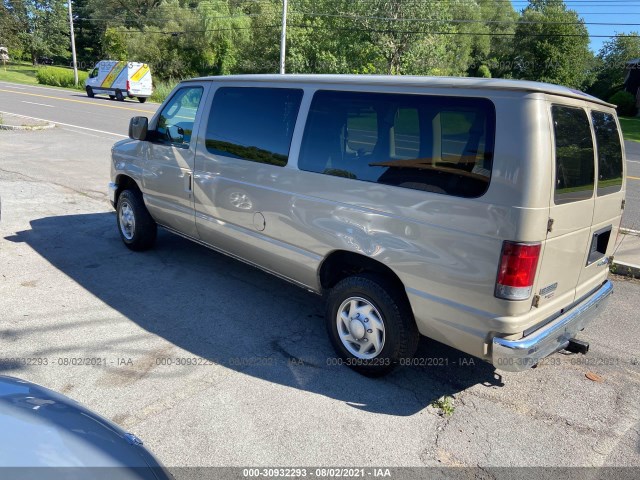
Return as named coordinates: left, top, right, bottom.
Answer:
left=336, top=297, right=385, bottom=359
left=349, top=318, right=366, bottom=340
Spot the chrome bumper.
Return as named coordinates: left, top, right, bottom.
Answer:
left=492, top=280, right=613, bottom=372
left=108, top=182, right=118, bottom=208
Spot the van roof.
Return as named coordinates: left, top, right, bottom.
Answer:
left=187, top=74, right=614, bottom=107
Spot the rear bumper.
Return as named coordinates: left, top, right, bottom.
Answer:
left=491, top=280, right=613, bottom=372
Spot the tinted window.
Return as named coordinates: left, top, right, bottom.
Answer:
left=592, top=111, right=623, bottom=196
left=551, top=106, right=595, bottom=204
left=206, top=87, right=303, bottom=167
left=298, top=90, right=495, bottom=198
left=156, top=86, right=203, bottom=146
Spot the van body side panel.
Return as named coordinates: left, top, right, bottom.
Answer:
left=193, top=86, right=322, bottom=288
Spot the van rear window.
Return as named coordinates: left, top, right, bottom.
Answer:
left=298, top=90, right=496, bottom=198
left=592, top=111, right=623, bottom=196
left=551, top=106, right=595, bottom=204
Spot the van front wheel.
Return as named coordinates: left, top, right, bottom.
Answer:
left=86, top=86, right=94, bottom=98
left=325, top=274, right=419, bottom=377
left=138, top=97, right=147, bottom=104
left=116, top=189, right=157, bottom=251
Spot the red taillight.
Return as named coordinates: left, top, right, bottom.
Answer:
left=126, top=80, right=130, bottom=92
left=495, top=241, right=541, bottom=300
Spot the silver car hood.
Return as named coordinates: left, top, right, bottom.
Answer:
left=0, top=375, right=171, bottom=479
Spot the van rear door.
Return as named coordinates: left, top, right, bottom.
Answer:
left=535, top=104, right=624, bottom=308
left=535, top=104, right=597, bottom=307
left=576, top=109, right=625, bottom=297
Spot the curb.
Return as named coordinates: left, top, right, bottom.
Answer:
left=611, top=260, right=640, bottom=279
left=620, top=227, right=640, bottom=237
left=0, top=123, right=56, bottom=131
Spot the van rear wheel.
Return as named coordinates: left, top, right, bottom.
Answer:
left=86, top=86, right=94, bottom=98
left=115, top=90, right=124, bottom=101
left=138, top=97, right=147, bottom=104
left=116, top=189, right=157, bottom=251
left=325, top=274, right=419, bottom=377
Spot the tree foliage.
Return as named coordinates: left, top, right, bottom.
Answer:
left=588, top=32, right=640, bottom=100
left=3, top=0, right=70, bottom=64
left=511, top=0, right=594, bottom=89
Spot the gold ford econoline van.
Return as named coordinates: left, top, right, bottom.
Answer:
left=110, top=75, right=625, bottom=376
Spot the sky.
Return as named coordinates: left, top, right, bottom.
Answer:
left=510, top=0, right=640, bottom=53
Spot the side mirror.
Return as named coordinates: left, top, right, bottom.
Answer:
left=129, top=116, right=148, bottom=141
left=167, top=125, right=185, bottom=144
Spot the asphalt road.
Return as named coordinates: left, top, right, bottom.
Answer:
left=625, top=140, right=640, bottom=230
left=1, top=82, right=640, bottom=475
left=0, top=80, right=158, bottom=137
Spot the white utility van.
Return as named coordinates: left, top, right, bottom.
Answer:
left=85, top=61, right=152, bottom=103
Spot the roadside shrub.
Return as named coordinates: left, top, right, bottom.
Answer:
left=477, top=65, right=492, bottom=78
left=609, top=91, right=638, bottom=117
left=36, top=66, right=88, bottom=90
left=150, top=79, right=178, bottom=103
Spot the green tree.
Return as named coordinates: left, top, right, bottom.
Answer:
left=7, top=0, right=71, bottom=65
left=511, top=0, right=593, bottom=89
left=589, top=33, right=640, bottom=100
left=475, top=0, right=519, bottom=78
left=124, top=0, right=250, bottom=79
left=1, top=1, right=22, bottom=52
left=103, top=27, right=128, bottom=60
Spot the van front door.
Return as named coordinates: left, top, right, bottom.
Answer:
left=142, top=85, right=206, bottom=238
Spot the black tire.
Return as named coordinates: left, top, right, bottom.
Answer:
left=116, top=189, right=157, bottom=251
left=109, top=95, right=115, bottom=100
left=138, top=97, right=147, bottom=104
left=115, top=90, right=124, bottom=101
left=86, top=86, right=94, bottom=98
left=325, top=274, right=419, bottom=377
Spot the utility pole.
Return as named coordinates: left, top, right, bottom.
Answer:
left=279, top=0, right=287, bottom=74
left=67, top=0, right=78, bottom=86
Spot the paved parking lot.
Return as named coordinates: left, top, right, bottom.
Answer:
left=1, top=126, right=639, bottom=476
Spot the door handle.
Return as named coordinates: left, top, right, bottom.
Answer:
left=180, top=170, right=192, bottom=193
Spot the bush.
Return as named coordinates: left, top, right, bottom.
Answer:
left=150, top=79, right=178, bottom=103
left=36, top=66, right=88, bottom=90
left=477, top=65, right=492, bottom=78
left=609, top=91, right=638, bottom=117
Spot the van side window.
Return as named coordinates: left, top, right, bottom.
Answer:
left=591, top=111, right=623, bottom=196
left=205, top=87, right=303, bottom=167
left=156, top=86, right=203, bottom=146
left=551, top=106, right=594, bottom=204
left=298, top=90, right=495, bottom=198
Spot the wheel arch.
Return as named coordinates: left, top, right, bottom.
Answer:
left=114, top=174, right=142, bottom=204
left=319, top=250, right=409, bottom=302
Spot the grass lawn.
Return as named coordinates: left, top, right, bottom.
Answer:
left=619, top=116, right=640, bottom=143
left=0, top=62, right=40, bottom=85
left=0, top=62, right=86, bottom=91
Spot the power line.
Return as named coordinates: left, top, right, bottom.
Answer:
left=293, top=11, right=640, bottom=26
